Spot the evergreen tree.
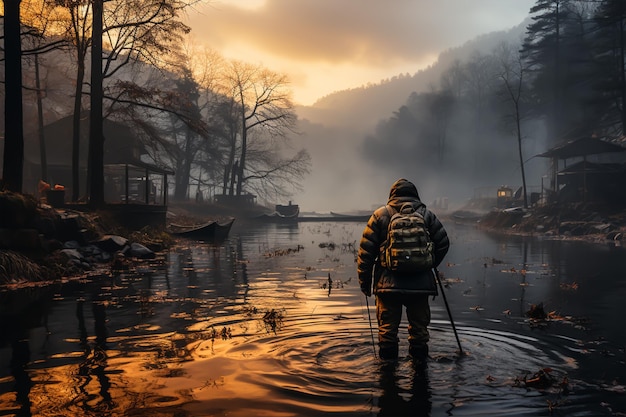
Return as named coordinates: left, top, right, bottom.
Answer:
left=521, top=0, right=571, bottom=144
left=592, top=0, right=626, bottom=135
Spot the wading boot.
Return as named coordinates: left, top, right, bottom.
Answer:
left=378, top=344, right=399, bottom=361
left=409, top=344, right=429, bottom=367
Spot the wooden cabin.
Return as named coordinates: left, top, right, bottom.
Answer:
left=537, top=136, right=626, bottom=205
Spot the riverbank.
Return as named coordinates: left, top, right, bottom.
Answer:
left=470, top=202, right=626, bottom=245
left=2, top=215, right=623, bottom=417
left=0, top=194, right=267, bottom=288
left=0, top=191, right=173, bottom=287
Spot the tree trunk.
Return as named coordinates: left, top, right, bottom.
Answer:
left=620, top=17, right=626, bottom=133
left=71, top=59, right=85, bottom=201
left=236, top=107, right=247, bottom=196
left=222, top=136, right=236, bottom=195
left=88, top=0, right=105, bottom=208
left=2, top=0, right=24, bottom=193
left=35, top=55, right=48, bottom=182
left=173, top=129, right=193, bottom=200
left=516, top=105, right=528, bottom=209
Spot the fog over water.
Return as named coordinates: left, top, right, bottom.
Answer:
left=287, top=105, right=546, bottom=214
left=281, top=21, right=551, bottom=214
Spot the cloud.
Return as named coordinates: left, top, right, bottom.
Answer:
left=186, top=0, right=534, bottom=104
left=191, top=0, right=531, bottom=66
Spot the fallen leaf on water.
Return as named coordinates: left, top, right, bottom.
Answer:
left=526, top=303, right=547, bottom=320
left=523, top=368, right=555, bottom=389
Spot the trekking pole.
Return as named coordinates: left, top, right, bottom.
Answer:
left=364, top=295, right=377, bottom=359
left=434, top=268, right=463, bottom=355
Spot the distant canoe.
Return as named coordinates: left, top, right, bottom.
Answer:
left=168, top=218, right=235, bottom=242
left=251, top=212, right=298, bottom=222
left=450, top=210, right=483, bottom=223
left=330, top=211, right=370, bottom=218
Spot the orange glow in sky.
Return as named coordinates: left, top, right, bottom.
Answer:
left=185, top=0, right=535, bottom=106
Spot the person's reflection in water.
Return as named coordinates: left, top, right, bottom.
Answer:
left=76, top=299, right=112, bottom=411
left=10, top=332, right=32, bottom=417
left=377, top=360, right=432, bottom=417
left=91, top=300, right=111, bottom=402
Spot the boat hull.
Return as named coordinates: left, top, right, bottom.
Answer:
left=168, top=218, right=235, bottom=242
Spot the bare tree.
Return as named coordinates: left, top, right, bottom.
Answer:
left=39, top=0, right=93, bottom=200
left=217, top=60, right=305, bottom=198
left=463, top=51, right=499, bottom=175
left=426, top=89, right=454, bottom=166
left=496, top=42, right=529, bottom=208
left=20, top=0, right=72, bottom=183
left=242, top=132, right=310, bottom=203
left=39, top=0, right=194, bottom=203
left=177, top=43, right=232, bottom=200
left=440, top=59, right=466, bottom=100
left=110, top=43, right=229, bottom=202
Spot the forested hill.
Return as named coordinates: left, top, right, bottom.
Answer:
left=295, top=19, right=529, bottom=132
left=288, top=19, right=532, bottom=212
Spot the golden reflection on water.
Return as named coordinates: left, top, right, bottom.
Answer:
left=2, top=222, right=625, bottom=416
left=12, top=323, right=364, bottom=417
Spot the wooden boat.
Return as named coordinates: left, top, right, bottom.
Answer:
left=168, top=218, right=235, bottom=242
left=275, top=202, right=299, bottom=218
left=450, top=210, right=484, bottom=223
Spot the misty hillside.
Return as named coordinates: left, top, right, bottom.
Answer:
left=289, top=20, right=533, bottom=212
left=296, top=20, right=529, bottom=132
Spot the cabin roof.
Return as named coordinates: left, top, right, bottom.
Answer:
left=538, top=137, right=626, bottom=159
left=105, top=159, right=174, bottom=176
left=25, top=112, right=144, bottom=166
left=557, top=161, right=625, bottom=175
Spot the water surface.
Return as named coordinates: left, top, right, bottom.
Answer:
left=0, top=220, right=624, bottom=416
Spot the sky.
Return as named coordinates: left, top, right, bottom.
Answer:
left=185, top=0, right=536, bottom=106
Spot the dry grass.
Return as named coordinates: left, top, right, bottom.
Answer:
left=0, top=250, right=47, bottom=284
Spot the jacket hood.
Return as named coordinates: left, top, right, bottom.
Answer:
left=388, top=178, right=421, bottom=202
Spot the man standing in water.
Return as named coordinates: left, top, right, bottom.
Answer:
left=357, top=178, right=450, bottom=362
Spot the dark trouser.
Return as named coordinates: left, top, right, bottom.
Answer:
left=376, top=293, right=430, bottom=359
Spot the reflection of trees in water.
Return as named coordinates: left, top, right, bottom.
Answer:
left=0, top=287, right=54, bottom=417
left=168, top=242, right=244, bottom=300
left=235, top=236, right=249, bottom=295
left=519, top=240, right=528, bottom=317
left=10, top=332, right=32, bottom=416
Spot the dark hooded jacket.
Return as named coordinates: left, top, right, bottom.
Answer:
left=357, top=178, right=450, bottom=295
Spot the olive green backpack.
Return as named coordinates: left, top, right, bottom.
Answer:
left=381, top=202, right=434, bottom=273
